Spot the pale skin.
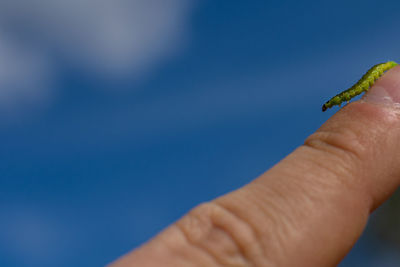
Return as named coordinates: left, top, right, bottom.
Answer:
left=110, top=66, right=400, bottom=267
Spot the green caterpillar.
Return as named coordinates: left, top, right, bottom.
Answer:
left=322, top=61, right=398, bottom=112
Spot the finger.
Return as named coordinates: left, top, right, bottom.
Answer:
left=111, top=66, right=400, bottom=267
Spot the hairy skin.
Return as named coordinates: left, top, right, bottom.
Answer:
left=111, top=67, right=400, bottom=267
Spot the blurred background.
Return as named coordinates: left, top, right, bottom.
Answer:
left=1, top=0, right=400, bottom=266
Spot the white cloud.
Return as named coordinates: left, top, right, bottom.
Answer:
left=0, top=0, right=194, bottom=110
left=0, top=32, right=53, bottom=115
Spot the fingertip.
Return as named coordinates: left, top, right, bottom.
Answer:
left=363, top=65, right=400, bottom=106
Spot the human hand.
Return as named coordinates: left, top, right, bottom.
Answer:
left=111, top=66, right=400, bottom=267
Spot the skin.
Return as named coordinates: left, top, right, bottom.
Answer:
left=110, top=66, right=400, bottom=267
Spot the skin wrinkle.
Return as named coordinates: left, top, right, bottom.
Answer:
left=245, top=161, right=351, bottom=264
left=302, top=137, right=373, bottom=210
left=244, top=169, right=346, bottom=266
left=211, top=202, right=262, bottom=267
left=172, top=216, right=222, bottom=266
left=177, top=202, right=256, bottom=267
left=253, top=183, right=314, bottom=261
left=273, top=147, right=367, bottom=210
left=112, top=224, right=216, bottom=267
left=227, top=185, right=293, bottom=266
left=250, top=175, right=348, bottom=266
left=243, top=141, right=373, bottom=266
left=222, top=179, right=314, bottom=266
left=305, top=130, right=365, bottom=167
left=291, top=157, right=371, bottom=226
left=297, top=144, right=366, bottom=200
left=176, top=207, right=237, bottom=267
left=206, top=203, right=254, bottom=267
left=255, top=177, right=313, bottom=232
left=215, top=193, right=275, bottom=267
left=289, top=148, right=357, bottom=189
left=157, top=224, right=216, bottom=267
left=304, top=105, right=398, bottom=208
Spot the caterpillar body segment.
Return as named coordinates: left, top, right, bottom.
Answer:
left=322, top=61, right=398, bottom=112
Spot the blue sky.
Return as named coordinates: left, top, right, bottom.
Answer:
left=2, top=1, right=400, bottom=266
